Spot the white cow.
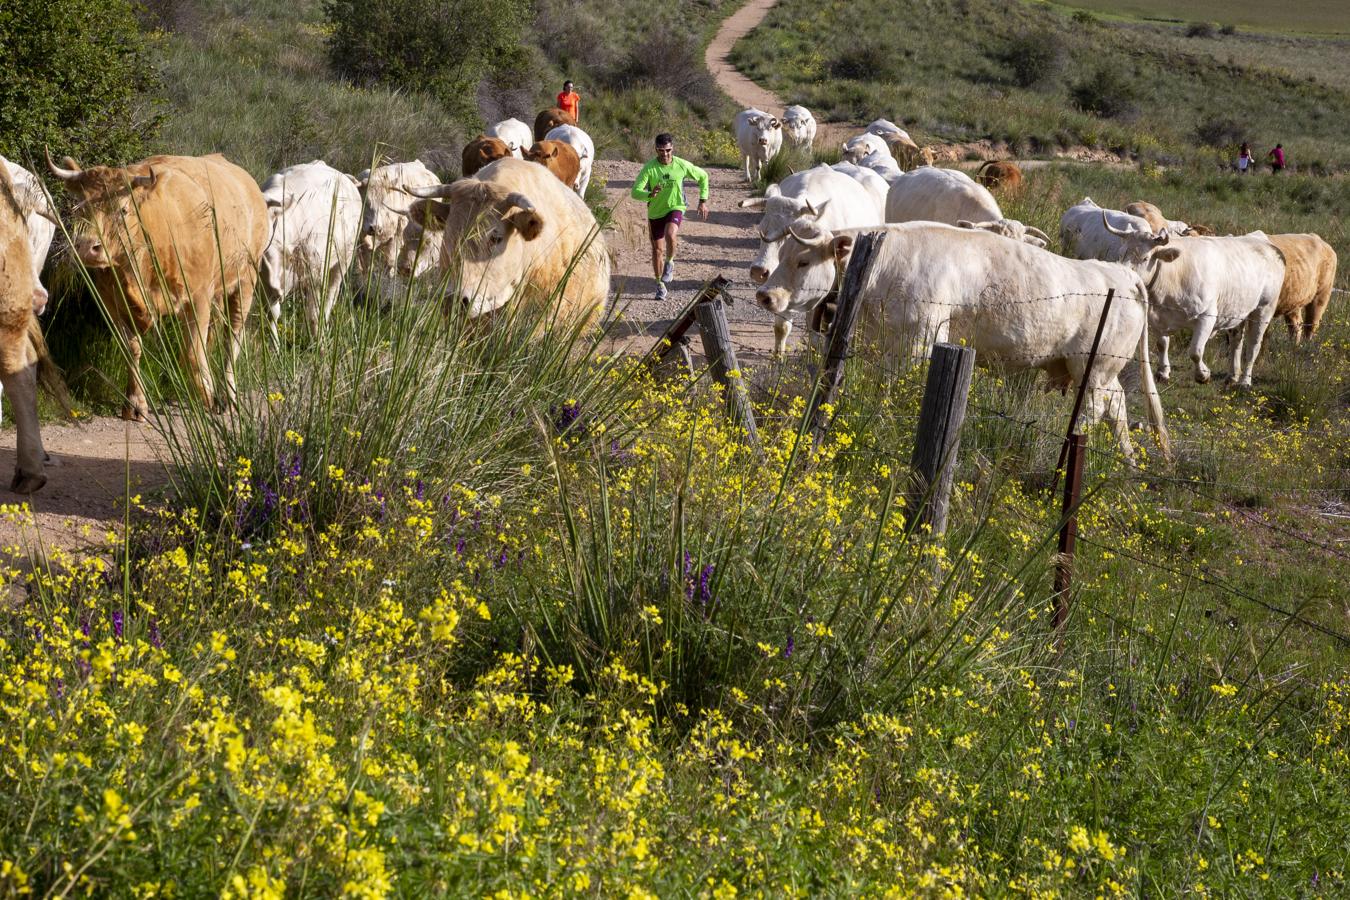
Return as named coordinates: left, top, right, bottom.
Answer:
left=957, top=219, right=1050, bottom=248
left=857, top=148, right=903, bottom=183
left=829, top=162, right=891, bottom=211
left=543, top=124, right=595, bottom=196
left=1, top=157, right=56, bottom=315
left=864, top=119, right=922, bottom=166
left=259, top=161, right=362, bottom=340
left=356, top=160, right=441, bottom=280
left=1102, top=219, right=1285, bottom=387
left=737, top=164, right=885, bottom=353
left=755, top=222, right=1170, bottom=459
left=841, top=132, right=889, bottom=165
left=782, top=106, right=817, bottom=149
left=486, top=118, right=533, bottom=159
left=1059, top=197, right=1156, bottom=262
left=734, top=108, right=783, bottom=183
left=885, top=167, right=1006, bottom=228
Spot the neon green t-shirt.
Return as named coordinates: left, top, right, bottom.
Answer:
left=631, top=156, right=710, bottom=219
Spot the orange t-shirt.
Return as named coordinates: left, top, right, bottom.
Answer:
left=556, top=90, right=580, bottom=120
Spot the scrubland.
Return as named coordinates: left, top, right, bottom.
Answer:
left=3, top=0, right=1350, bottom=895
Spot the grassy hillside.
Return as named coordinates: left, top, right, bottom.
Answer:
left=1048, top=0, right=1350, bottom=34
left=733, top=0, right=1350, bottom=170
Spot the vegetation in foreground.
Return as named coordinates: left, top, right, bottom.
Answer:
left=3, top=234, right=1348, bottom=892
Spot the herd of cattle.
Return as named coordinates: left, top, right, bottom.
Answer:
left=734, top=107, right=1338, bottom=458
left=0, top=101, right=1340, bottom=493
left=0, top=103, right=611, bottom=494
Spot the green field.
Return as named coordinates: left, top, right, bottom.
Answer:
left=1047, top=0, right=1350, bottom=34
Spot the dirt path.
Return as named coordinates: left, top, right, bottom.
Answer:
left=0, top=416, right=170, bottom=562
left=705, top=0, right=783, bottom=114
left=596, top=158, right=789, bottom=358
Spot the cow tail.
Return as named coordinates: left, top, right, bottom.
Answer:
left=27, top=318, right=74, bottom=417
left=1135, top=289, right=1171, bottom=462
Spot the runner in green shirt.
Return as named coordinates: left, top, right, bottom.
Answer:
left=631, top=133, right=710, bottom=301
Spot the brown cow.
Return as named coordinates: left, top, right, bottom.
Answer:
left=1124, top=200, right=1198, bottom=236
left=1266, top=233, right=1337, bottom=344
left=976, top=160, right=1022, bottom=192
left=533, top=107, right=576, bottom=142
left=48, top=152, right=267, bottom=421
left=524, top=140, right=581, bottom=188
left=0, top=164, right=65, bottom=492
left=462, top=136, right=511, bottom=178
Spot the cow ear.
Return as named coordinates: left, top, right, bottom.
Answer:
left=771, top=118, right=781, bottom=129
left=765, top=184, right=781, bottom=199
left=1151, top=247, right=1181, bottom=263
left=738, top=197, right=767, bottom=210
left=266, top=197, right=283, bottom=209
left=956, top=220, right=976, bottom=230
left=832, top=235, right=854, bottom=262
left=508, top=209, right=544, bottom=241
left=355, top=170, right=371, bottom=189
left=411, top=199, right=450, bottom=231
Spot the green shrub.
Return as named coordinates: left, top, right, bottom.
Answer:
left=0, top=0, right=159, bottom=165
left=1186, top=21, right=1217, bottom=39
left=997, top=30, right=1064, bottom=88
left=323, top=0, right=531, bottom=122
left=1195, top=116, right=1246, bottom=148
left=829, top=39, right=901, bottom=83
left=1070, top=66, right=1139, bottom=119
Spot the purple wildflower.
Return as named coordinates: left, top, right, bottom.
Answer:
left=784, top=633, right=794, bottom=659
left=697, top=563, right=714, bottom=606
left=455, top=538, right=467, bottom=556
left=415, top=479, right=425, bottom=501
left=149, top=620, right=162, bottom=649
left=111, top=609, right=124, bottom=640
left=494, top=547, right=509, bottom=569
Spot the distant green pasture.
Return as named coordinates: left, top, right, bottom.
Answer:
left=1046, top=0, right=1349, bottom=34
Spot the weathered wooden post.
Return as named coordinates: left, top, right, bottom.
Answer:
left=1052, top=431, right=1088, bottom=642
left=906, top=342, right=976, bottom=538
left=647, top=276, right=730, bottom=377
left=693, top=282, right=762, bottom=456
left=808, top=231, right=885, bottom=450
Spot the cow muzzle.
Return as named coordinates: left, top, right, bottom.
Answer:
left=755, top=289, right=787, bottom=313
left=749, top=265, right=769, bottom=285
left=32, top=286, right=49, bottom=316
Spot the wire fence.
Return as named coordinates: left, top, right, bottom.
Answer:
left=644, top=273, right=1350, bottom=652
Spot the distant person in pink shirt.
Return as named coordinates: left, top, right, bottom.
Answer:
left=1267, top=143, right=1286, bottom=173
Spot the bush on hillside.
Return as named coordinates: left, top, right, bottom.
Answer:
left=324, top=0, right=531, bottom=122
left=610, top=31, right=722, bottom=115
left=1069, top=66, right=1139, bottom=119
left=996, top=30, right=1064, bottom=88
left=0, top=0, right=159, bottom=165
left=1185, top=21, right=1217, bottom=38
left=829, top=39, right=904, bottom=83
left=1195, top=116, right=1246, bottom=148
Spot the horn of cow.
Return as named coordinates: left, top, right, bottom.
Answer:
left=131, top=168, right=156, bottom=190
left=405, top=183, right=455, bottom=199
left=1100, top=209, right=1131, bottom=237
left=803, top=197, right=819, bottom=217
left=495, top=192, right=535, bottom=214
left=45, top=147, right=82, bottom=181
left=1025, top=225, right=1051, bottom=243
left=787, top=223, right=831, bottom=248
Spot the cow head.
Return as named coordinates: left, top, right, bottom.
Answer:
left=956, top=219, right=1051, bottom=248
left=781, top=108, right=814, bottom=145
left=0, top=167, right=44, bottom=316
left=406, top=180, right=546, bottom=317
left=462, top=136, right=511, bottom=178
left=259, top=196, right=291, bottom=300
left=739, top=185, right=832, bottom=283
left=1100, top=210, right=1181, bottom=281
left=841, top=133, right=887, bottom=165
left=755, top=222, right=852, bottom=316
left=47, top=150, right=158, bottom=271
left=356, top=161, right=436, bottom=278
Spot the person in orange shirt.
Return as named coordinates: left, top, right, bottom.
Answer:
left=556, top=80, right=580, bottom=124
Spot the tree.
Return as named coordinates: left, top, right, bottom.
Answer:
left=324, top=0, right=531, bottom=123
left=0, top=0, right=159, bottom=165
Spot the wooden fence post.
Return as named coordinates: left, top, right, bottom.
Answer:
left=694, top=287, right=762, bottom=456
left=647, top=276, right=730, bottom=378
left=906, top=342, right=976, bottom=538
left=808, top=231, right=885, bottom=450
left=1053, top=431, right=1087, bottom=642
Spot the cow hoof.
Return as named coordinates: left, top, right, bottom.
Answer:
left=1194, top=372, right=1211, bottom=385
left=1156, top=371, right=1171, bottom=384
left=121, top=405, right=147, bottom=422
left=10, top=470, right=47, bottom=494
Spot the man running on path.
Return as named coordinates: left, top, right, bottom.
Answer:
left=632, top=133, right=709, bottom=300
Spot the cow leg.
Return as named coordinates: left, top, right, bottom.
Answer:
left=744, top=155, right=753, bottom=182
left=182, top=302, right=216, bottom=411
left=222, top=275, right=257, bottom=411
left=1156, top=333, right=1171, bottom=383
left=773, top=317, right=792, bottom=356
left=1099, top=378, right=1134, bottom=461
left=1307, top=288, right=1331, bottom=341
left=576, top=164, right=591, bottom=197
left=1235, top=311, right=1273, bottom=389
left=1284, top=309, right=1303, bottom=345
left=318, top=264, right=344, bottom=335
left=121, top=327, right=149, bottom=422
left=1226, top=327, right=1245, bottom=386
left=266, top=300, right=282, bottom=350
left=1, top=355, right=47, bottom=494
left=1187, top=316, right=1216, bottom=383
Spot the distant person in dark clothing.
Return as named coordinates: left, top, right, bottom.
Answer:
left=1267, top=143, right=1286, bottom=173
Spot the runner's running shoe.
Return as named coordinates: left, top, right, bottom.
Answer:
left=661, top=259, right=675, bottom=283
